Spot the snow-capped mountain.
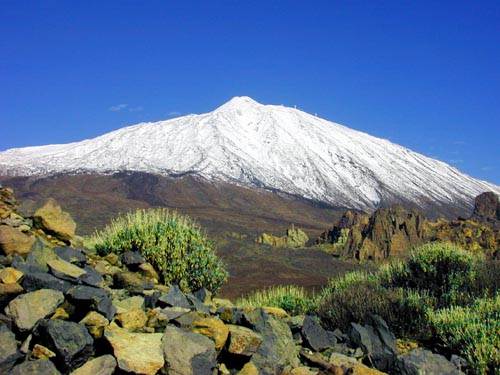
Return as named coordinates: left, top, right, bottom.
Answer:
left=0, top=96, right=498, bottom=211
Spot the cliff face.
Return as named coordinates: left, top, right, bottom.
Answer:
left=471, top=192, right=500, bottom=229
left=318, top=192, right=500, bottom=259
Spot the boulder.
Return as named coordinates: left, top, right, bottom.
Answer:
left=348, top=319, right=396, bottom=372
left=329, top=352, right=386, bottom=374
left=256, top=225, right=309, bottom=248
left=10, top=359, right=61, bottom=375
left=162, top=325, right=217, bottom=375
left=79, top=266, right=104, bottom=287
left=191, top=316, right=229, bottom=350
left=0, top=282, right=24, bottom=308
left=0, top=267, right=23, bottom=284
left=33, top=199, right=76, bottom=242
left=158, top=284, right=191, bottom=309
left=0, top=225, right=35, bottom=256
left=104, top=322, right=164, bottom=375
left=113, top=271, right=153, bottom=292
left=113, top=295, right=145, bottom=314
left=186, top=293, right=211, bottom=314
left=6, top=289, right=64, bottom=331
left=33, top=319, right=94, bottom=371
left=32, top=344, right=56, bottom=360
left=71, top=355, right=117, bottom=375
left=193, top=287, right=212, bottom=304
left=395, top=348, right=464, bottom=374
left=79, top=311, right=109, bottom=339
left=471, top=191, right=500, bottom=226
left=54, top=247, right=86, bottom=265
left=237, top=361, right=260, bottom=375
left=301, top=315, right=335, bottom=352
left=21, top=272, right=73, bottom=293
left=120, top=251, right=145, bottom=269
left=139, top=263, right=159, bottom=281
left=0, top=324, right=22, bottom=373
left=24, top=246, right=59, bottom=272
left=115, top=307, right=147, bottom=331
left=250, top=309, right=299, bottom=373
left=226, top=324, right=263, bottom=356
left=47, top=257, right=86, bottom=281
left=160, top=306, right=190, bottom=321
left=66, top=285, right=116, bottom=320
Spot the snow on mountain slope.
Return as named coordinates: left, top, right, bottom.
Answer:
left=0, top=96, right=498, bottom=211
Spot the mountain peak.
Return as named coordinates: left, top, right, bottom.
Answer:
left=0, top=97, right=498, bottom=214
left=216, top=96, right=261, bottom=111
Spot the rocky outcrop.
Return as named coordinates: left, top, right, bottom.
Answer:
left=318, top=192, right=500, bottom=259
left=0, top=187, right=78, bottom=255
left=256, top=225, right=309, bottom=248
left=318, top=207, right=427, bottom=260
left=470, top=192, right=500, bottom=228
left=34, top=198, right=77, bottom=243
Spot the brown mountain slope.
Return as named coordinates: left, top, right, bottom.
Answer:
left=0, top=172, right=342, bottom=238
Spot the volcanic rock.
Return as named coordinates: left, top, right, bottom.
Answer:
left=32, top=319, right=94, bottom=371
left=162, top=325, right=217, bottom=375
left=5, top=289, right=64, bottom=331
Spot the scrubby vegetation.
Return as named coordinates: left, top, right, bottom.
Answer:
left=428, top=295, right=500, bottom=374
left=314, top=242, right=499, bottom=373
left=237, top=285, right=315, bottom=315
left=90, top=208, right=228, bottom=292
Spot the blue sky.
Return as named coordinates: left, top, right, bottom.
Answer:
left=1, top=1, right=499, bottom=184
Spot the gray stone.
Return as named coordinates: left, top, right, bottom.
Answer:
left=162, top=326, right=216, bottom=375
left=33, top=319, right=94, bottom=372
left=193, top=287, right=212, bottom=303
left=301, top=314, right=335, bottom=351
left=66, top=285, right=116, bottom=320
left=10, top=359, right=61, bottom=375
left=79, top=266, right=104, bottom=287
left=0, top=324, right=22, bottom=373
left=120, top=251, right=145, bottom=269
left=6, top=289, right=64, bottom=331
left=104, top=323, right=164, bottom=374
left=21, top=272, right=73, bottom=293
left=161, top=306, right=191, bottom=321
left=54, top=247, right=86, bottom=266
left=186, top=293, right=211, bottom=314
left=395, top=348, right=464, bottom=375
left=113, top=271, right=153, bottom=292
left=70, top=354, right=117, bottom=375
left=25, top=246, right=58, bottom=273
left=159, top=284, right=191, bottom=309
left=348, top=318, right=396, bottom=371
left=249, top=309, right=299, bottom=374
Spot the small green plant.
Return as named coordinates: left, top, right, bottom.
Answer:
left=381, top=242, right=481, bottom=306
left=237, top=285, right=315, bottom=315
left=90, top=208, right=228, bottom=292
left=428, top=295, right=500, bottom=374
left=317, top=270, right=433, bottom=337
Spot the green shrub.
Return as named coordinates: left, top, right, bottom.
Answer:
left=428, top=295, right=500, bottom=374
left=381, top=242, right=481, bottom=306
left=91, top=209, right=228, bottom=292
left=317, top=270, right=433, bottom=337
left=237, top=285, right=315, bottom=315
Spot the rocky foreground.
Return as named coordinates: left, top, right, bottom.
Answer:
left=0, top=187, right=466, bottom=374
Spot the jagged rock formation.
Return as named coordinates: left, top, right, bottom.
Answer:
left=0, top=187, right=77, bottom=255
left=256, top=225, right=309, bottom=248
left=318, top=192, right=500, bottom=259
left=470, top=191, right=500, bottom=229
